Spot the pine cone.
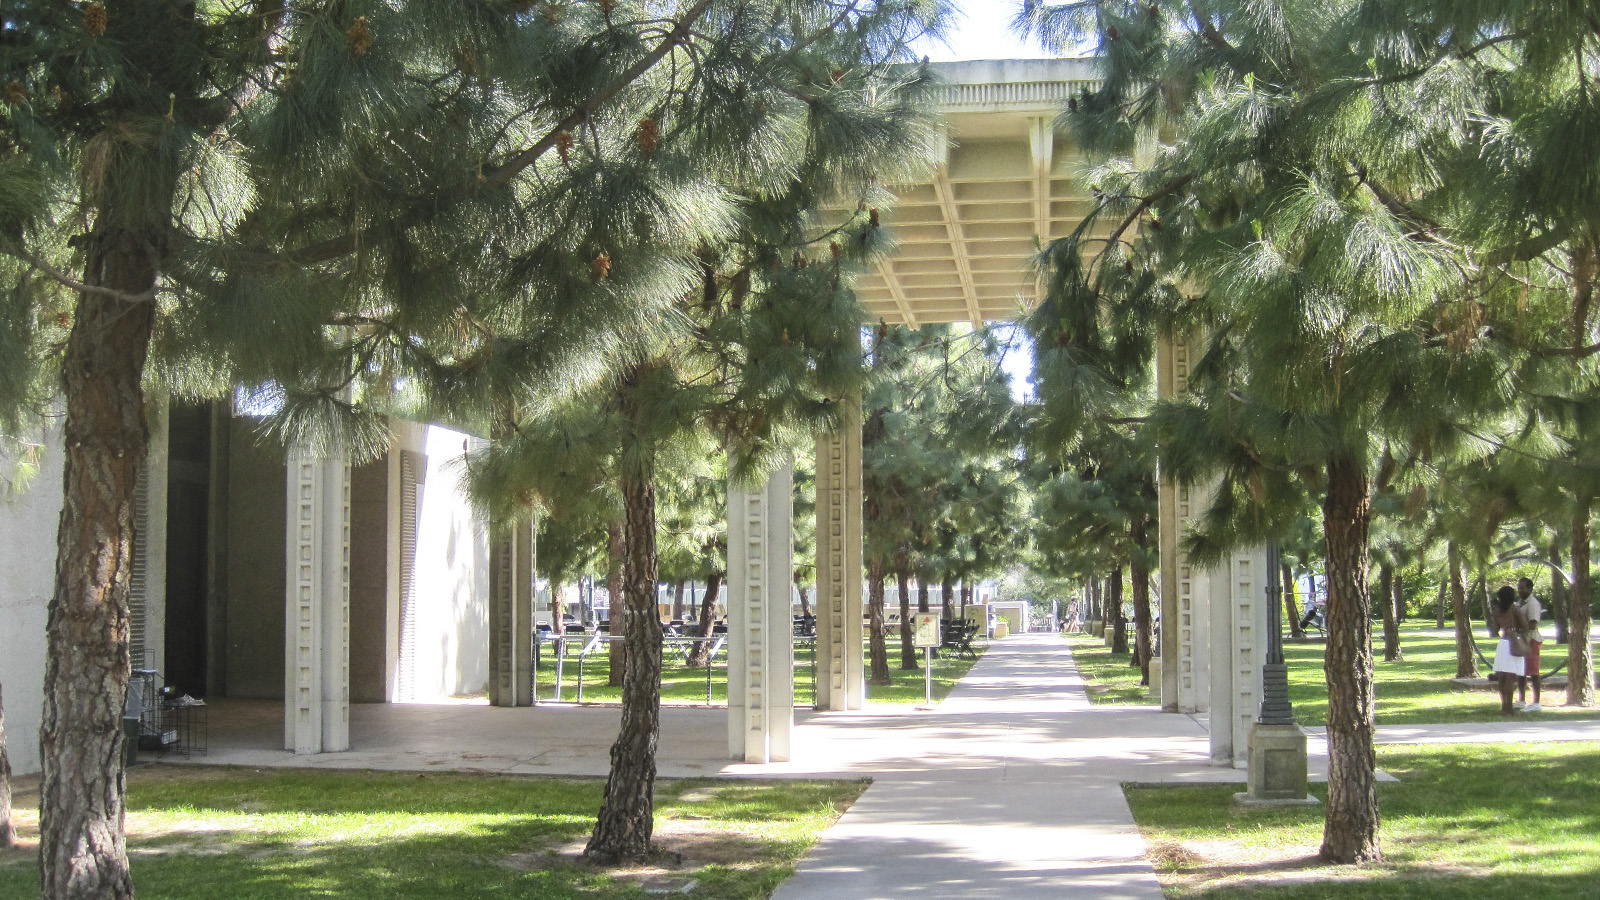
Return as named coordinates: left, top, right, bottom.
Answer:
left=456, top=41, right=479, bottom=75
left=592, top=253, right=611, bottom=281
left=347, top=16, right=373, bottom=56
left=556, top=130, right=573, bottom=164
left=83, top=2, right=107, bottom=38
left=869, top=208, right=880, bottom=228
left=4, top=82, right=25, bottom=107
left=637, top=117, right=659, bottom=155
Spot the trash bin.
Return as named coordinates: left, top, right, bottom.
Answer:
left=123, top=717, right=140, bottom=766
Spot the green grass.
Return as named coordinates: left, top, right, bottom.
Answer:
left=533, top=637, right=984, bottom=708
left=1127, top=741, right=1600, bottom=898
left=1064, top=631, right=1156, bottom=704
left=534, top=638, right=819, bottom=706
left=1066, top=623, right=1600, bottom=726
left=0, top=767, right=868, bottom=900
left=863, top=643, right=987, bottom=707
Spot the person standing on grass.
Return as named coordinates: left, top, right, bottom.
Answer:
left=1517, top=576, right=1545, bottom=711
left=1491, top=586, right=1532, bottom=715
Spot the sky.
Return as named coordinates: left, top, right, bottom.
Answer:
left=917, top=1, right=1054, bottom=62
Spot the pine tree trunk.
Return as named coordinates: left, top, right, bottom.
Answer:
left=1093, top=578, right=1106, bottom=637
left=1110, top=567, right=1128, bottom=655
left=607, top=519, right=627, bottom=687
left=1379, top=563, right=1401, bottom=662
left=1550, top=544, right=1571, bottom=644
left=1434, top=579, right=1447, bottom=630
left=1448, top=542, right=1478, bottom=678
left=1319, top=455, right=1381, bottom=864
left=1285, top=563, right=1305, bottom=640
left=959, top=581, right=971, bottom=617
left=1131, top=517, right=1153, bottom=684
left=867, top=557, right=890, bottom=685
left=1568, top=501, right=1595, bottom=707
left=796, top=580, right=810, bottom=619
left=1, top=683, right=15, bottom=848
left=685, top=572, right=721, bottom=668
left=896, top=563, right=916, bottom=670
left=917, top=580, right=930, bottom=613
left=671, top=580, right=684, bottom=621
left=584, top=454, right=663, bottom=863
left=940, top=576, right=955, bottom=621
left=1475, top=566, right=1489, bottom=625
left=1087, top=578, right=1099, bottom=634
left=42, top=241, right=162, bottom=898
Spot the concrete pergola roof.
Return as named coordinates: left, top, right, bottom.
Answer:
left=854, top=58, right=1104, bottom=328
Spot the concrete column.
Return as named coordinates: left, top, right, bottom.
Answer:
left=284, top=448, right=351, bottom=754
left=815, top=397, right=865, bottom=711
left=1223, top=546, right=1270, bottom=768
left=134, top=392, right=170, bottom=673
left=727, top=456, right=795, bottom=762
left=1207, top=555, right=1233, bottom=765
left=1157, top=334, right=1209, bottom=715
left=488, top=515, right=535, bottom=707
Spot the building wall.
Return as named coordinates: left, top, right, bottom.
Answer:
left=223, top=420, right=287, bottom=698
left=0, top=425, right=63, bottom=776
left=349, top=459, right=390, bottom=702
left=404, top=425, right=490, bottom=700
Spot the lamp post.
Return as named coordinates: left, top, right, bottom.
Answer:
left=1237, top=542, right=1315, bottom=806
left=1259, top=543, right=1296, bottom=726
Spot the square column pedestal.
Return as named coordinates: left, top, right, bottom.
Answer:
left=1235, top=722, right=1318, bottom=807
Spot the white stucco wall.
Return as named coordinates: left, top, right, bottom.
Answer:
left=406, top=425, right=490, bottom=700
left=1, top=425, right=64, bottom=776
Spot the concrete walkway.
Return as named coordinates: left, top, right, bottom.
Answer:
left=767, top=632, right=1170, bottom=900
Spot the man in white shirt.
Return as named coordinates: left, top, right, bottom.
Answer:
left=1517, top=576, right=1545, bottom=711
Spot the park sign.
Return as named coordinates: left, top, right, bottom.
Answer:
left=915, top=613, right=942, bottom=650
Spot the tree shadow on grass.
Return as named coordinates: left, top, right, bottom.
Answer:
left=1, top=769, right=861, bottom=900
left=1131, top=744, right=1600, bottom=900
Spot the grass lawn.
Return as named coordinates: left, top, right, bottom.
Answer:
left=1066, top=623, right=1600, bottom=726
left=864, top=643, right=987, bottom=707
left=1128, top=741, right=1600, bottom=899
left=534, top=637, right=984, bottom=708
left=1064, top=631, right=1157, bottom=704
left=0, top=766, right=867, bottom=900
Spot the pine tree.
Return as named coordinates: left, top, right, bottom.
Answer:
left=2, top=0, right=951, bottom=891
left=469, top=5, right=948, bottom=859
left=1015, top=0, right=1536, bottom=865
left=862, top=323, right=1025, bottom=669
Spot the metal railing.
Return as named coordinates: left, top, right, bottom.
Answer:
left=533, top=631, right=818, bottom=707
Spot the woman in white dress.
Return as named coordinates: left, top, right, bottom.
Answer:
left=1490, top=585, right=1531, bottom=715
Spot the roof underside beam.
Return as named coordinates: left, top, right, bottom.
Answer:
left=932, top=130, right=983, bottom=328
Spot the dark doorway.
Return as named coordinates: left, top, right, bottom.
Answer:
left=164, top=402, right=212, bottom=697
